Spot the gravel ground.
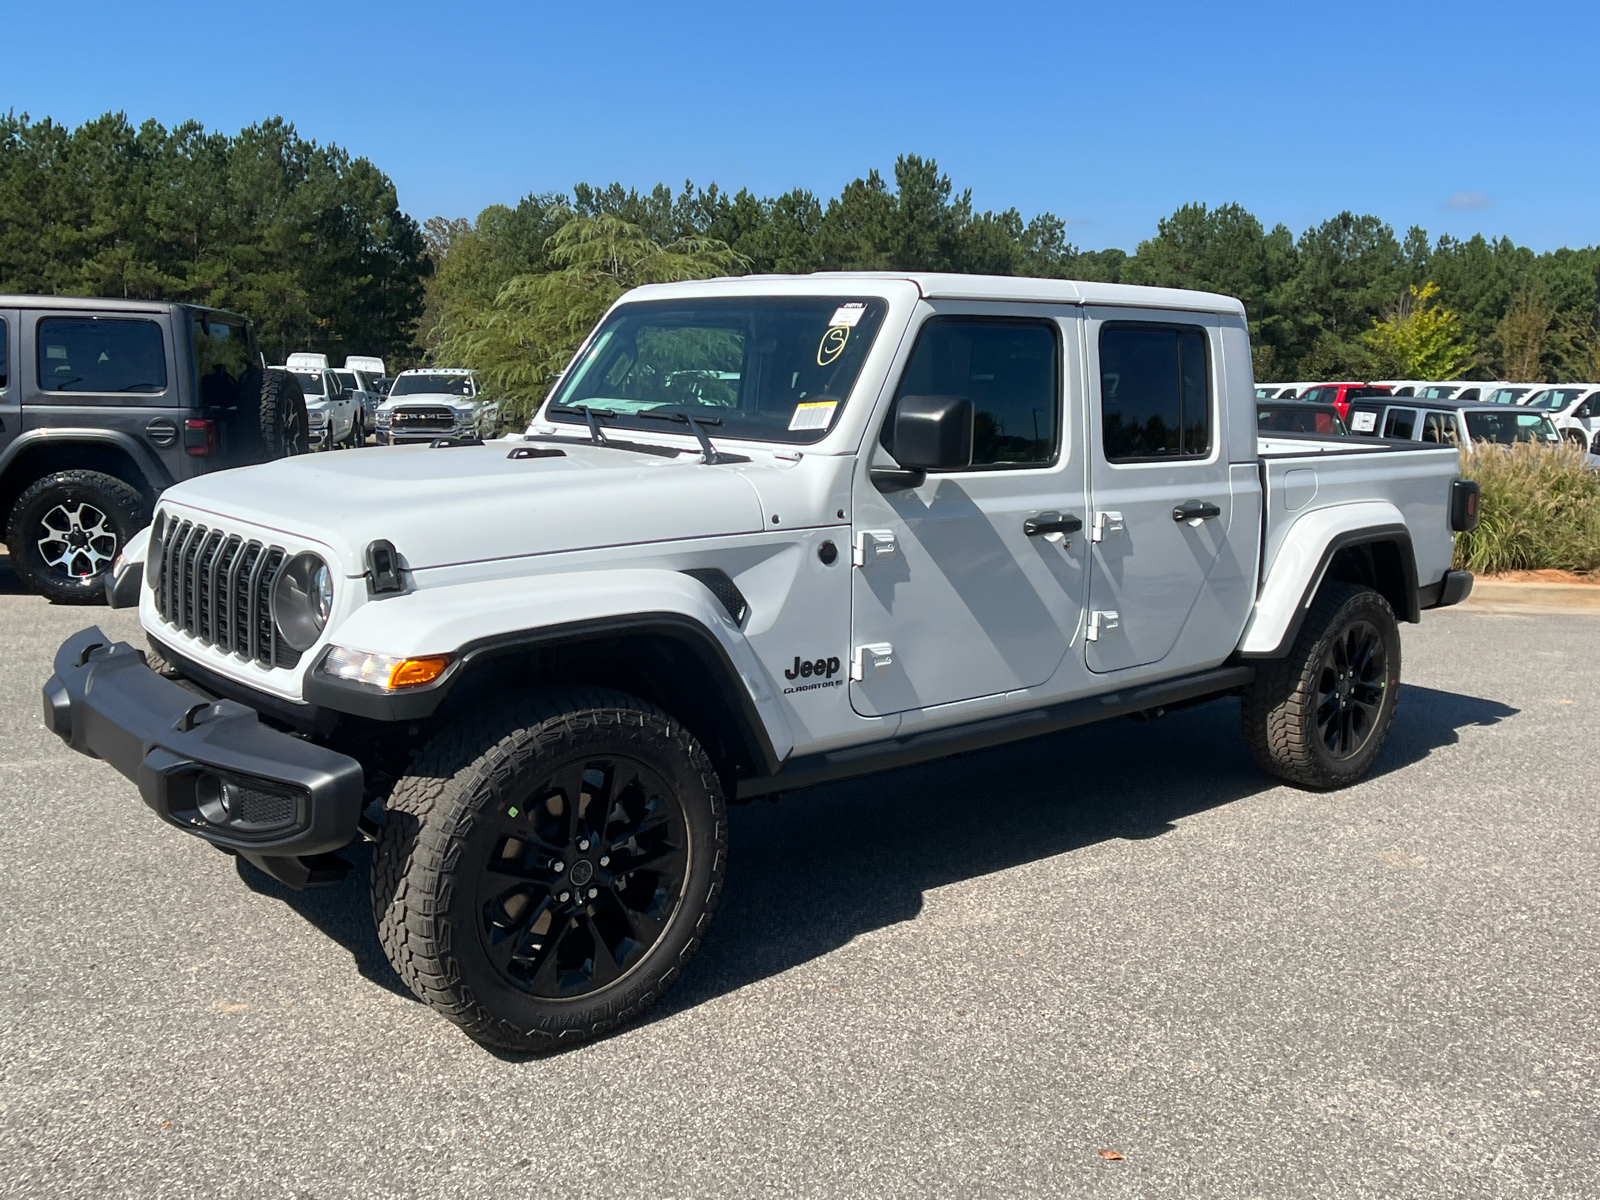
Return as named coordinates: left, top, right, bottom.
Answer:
left=1, top=556, right=1595, bottom=1199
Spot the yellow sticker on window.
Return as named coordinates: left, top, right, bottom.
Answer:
left=788, top=400, right=838, bottom=431
left=817, top=326, right=850, bottom=366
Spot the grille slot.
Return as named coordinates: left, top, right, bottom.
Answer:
left=152, top=519, right=301, bottom=668
left=234, top=786, right=298, bottom=829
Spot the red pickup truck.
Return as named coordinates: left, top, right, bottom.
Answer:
left=1297, top=383, right=1393, bottom=418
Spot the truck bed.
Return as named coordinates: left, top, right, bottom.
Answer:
left=1257, top=434, right=1460, bottom=598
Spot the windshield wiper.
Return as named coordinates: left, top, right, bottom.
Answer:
left=638, top=410, right=735, bottom=464
left=549, top=404, right=614, bottom=445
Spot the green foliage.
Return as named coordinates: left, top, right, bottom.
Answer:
left=431, top=210, right=745, bottom=423
left=0, top=111, right=429, bottom=363
left=1454, top=442, right=1600, bottom=574
left=1361, top=282, right=1474, bottom=379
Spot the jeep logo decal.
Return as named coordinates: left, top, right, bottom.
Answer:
left=782, top=654, right=843, bottom=695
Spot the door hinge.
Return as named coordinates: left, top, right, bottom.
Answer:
left=853, top=529, right=897, bottom=567
left=1086, top=610, right=1120, bottom=641
left=1091, top=511, right=1124, bottom=543
left=850, top=642, right=895, bottom=681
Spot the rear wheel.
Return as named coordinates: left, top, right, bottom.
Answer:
left=372, top=689, right=727, bottom=1052
left=1241, top=583, right=1401, bottom=790
left=5, top=470, right=148, bottom=604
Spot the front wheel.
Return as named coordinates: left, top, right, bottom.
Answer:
left=372, top=689, right=727, bottom=1052
left=1241, top=583, right=1401, bottom=790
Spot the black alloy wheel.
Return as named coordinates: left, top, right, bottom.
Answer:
left=371, top=688, right=726, bottom=1053
left=1313, top=619, right=1387, bottom=759
left=1240, top=582, right=1401, bottom=790
left=479, top=756, right=689, bottom=998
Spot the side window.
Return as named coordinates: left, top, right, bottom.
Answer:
left=193, top=313, right=250, bottom=405
left=1579, top=396, right=1600, bottom=418
left=1099, top=322, right=1211, bottom=462
left=1383, top=407, right=1418, bottom=439
left=37, top=317, right=167, bottom=394
left=1420, top=412, right=1457, bottom=443
left=890, top=317, right=1059, bottom=468
left=0, top=317, right=8, bottom=389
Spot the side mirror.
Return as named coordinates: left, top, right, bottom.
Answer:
left=888, top=394, right=973, bottom=471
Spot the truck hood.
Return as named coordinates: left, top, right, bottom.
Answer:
left=160, top=441, right=768, bottom=574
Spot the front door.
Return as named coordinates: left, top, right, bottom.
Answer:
left=1082, top=310, right=1236, bottom=675
left=849, top=308, right=1090, bottom=717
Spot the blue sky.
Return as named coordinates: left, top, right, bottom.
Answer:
left=8, top=0, right=1597, bottom=252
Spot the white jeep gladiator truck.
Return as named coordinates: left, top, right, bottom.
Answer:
left=43, top=273, right=1478, bottom=1052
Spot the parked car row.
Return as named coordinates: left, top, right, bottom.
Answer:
left=274, top=355, right=501, bottom=450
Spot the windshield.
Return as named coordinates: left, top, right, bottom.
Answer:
left=1482, top=387, right=1530, bottom=405
left=1464, top=411, right=1560, bottom=443
left=393, top=373, right=473, bottom=397
left=545, top=297, right=889, bottom=445
left=1418, top=385, right=1457, bottom=398
left=1298, top=386, right=1335, bottom=404
left=291, top=370, right=324, bottom=396
left=1525, top=388, right=1585, bottom=410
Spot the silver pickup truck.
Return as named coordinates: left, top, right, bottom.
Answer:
left=44, top=273, right=1477, bottom=1053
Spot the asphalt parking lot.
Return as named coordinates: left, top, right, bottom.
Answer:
left=1, top=558, right=1596, bottom=1199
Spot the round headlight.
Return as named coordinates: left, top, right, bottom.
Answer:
left=270, top=552, right=333, bottom=653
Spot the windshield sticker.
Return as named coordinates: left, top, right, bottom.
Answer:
left=1351, top=411, right=1377, bottom=432
left=788, top=400, right=838, bottom=431
left=817, top=326, right=850, bottom=366
left=829, top=303, right=867, bottom=328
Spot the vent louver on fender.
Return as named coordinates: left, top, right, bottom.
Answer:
left=681, top=569, right=748, bottom=626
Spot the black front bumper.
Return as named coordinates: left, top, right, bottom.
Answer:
left=44, top=627, right=364, bottom=863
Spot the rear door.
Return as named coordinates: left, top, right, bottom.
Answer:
left=0, top=309, right=16, bottom=462
left=22, top=308, right=184, bottom=478
left=1081, top=309, right=1236, bottom=675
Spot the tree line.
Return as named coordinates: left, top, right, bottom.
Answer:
left=5, top=114, right=1598, bottom=417
left=0, top=112, right=428, bottom=363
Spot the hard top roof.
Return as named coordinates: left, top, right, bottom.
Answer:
left=623, top=272, right=1247, bottom=317
left=0, top=294, right=244, bottom=318
left=1349, top=396, right=1561, bottom=412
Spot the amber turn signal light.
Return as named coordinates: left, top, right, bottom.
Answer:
left=389, top=655, right=452, bottom=689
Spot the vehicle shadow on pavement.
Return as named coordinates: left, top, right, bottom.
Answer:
left=658, top=685, right=1518, bottom=1018
left=233, top=841, right=418, bottom=1002
left=216, top=684, right=1516, bottom=1027
left=0, top=553, right=26, bottom=595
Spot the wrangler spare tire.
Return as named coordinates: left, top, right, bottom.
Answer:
left=245, top=367, right=309, bottom=461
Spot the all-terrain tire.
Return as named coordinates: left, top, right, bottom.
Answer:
left=5, top=471, right=149, bottom=604
left=1240, top=582, right=1401, bottom=790
left=371, top=688, right=727, bottom=1053
left=252, top=368, right=309, bottom=459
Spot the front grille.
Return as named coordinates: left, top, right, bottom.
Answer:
left=391, top=406, right=456, bottom=431
left=152, top=519, right=301, bottom=669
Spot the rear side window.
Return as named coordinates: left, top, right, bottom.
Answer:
left=1382, top=408, right=1418, bottom=439
left=1099, top=323, right=1211, bottom=461
left=37, top=317, right=167, bottom=394
left=891, top=317, right=1059, bottom=468
left=0, top=317, right=7, bottom=388
left=193, top=313, right=252, bottom=405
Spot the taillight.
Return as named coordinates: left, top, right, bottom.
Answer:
left=184, top=418, right=216, bottom=456
left=1451, top=479, right=1480, bottom=532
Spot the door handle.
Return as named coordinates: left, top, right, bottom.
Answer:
left=1172, top=500, right=1221, bottom=522
left=1024, top=512, right=1084, bottom=537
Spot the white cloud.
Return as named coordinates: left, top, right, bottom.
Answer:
left=1445, top=191, right=1493, bottom=210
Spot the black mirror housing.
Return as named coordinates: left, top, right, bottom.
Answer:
left=890, top=394, right=973, bottom=471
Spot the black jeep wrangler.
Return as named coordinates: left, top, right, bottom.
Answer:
left=0, top=296, right=308, bottom=603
